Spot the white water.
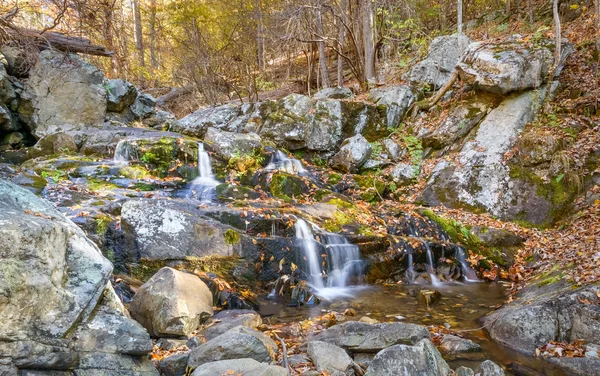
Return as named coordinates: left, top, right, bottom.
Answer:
left=266, top=151, right=307, bottom=175
left=424, top=241, right=443, bottom=287
left=186, top=143, right=220, bottom=203
left=113, top=140, right=134, bottom=165
left=455, top=246, right=480, bottom=282
left=294, top=219, right=363, bottom=300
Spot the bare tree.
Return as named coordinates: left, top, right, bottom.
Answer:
left=256, top=0, right=265, bottom=71
left=337, top=0, right=347, bottom=86
left=132, top=0, right=145, bottom=70
left=361, top=0, right=376, bottom=85
left=457, top=0, right=464, bottom=54
left=316, top=3, right=330, bottom=88
left=149, top=0, right=158, bottom=70
left=595, top=0, right=600, bottom=54
left=553, top=0, right=561, bottom=66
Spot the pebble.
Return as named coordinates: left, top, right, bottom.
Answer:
left=585, top=351, right=599, bottom=358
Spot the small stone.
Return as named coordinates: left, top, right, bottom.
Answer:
left=585, top=351, right=599, bottom=358
left=358, top=316, right=379, bottom=324
left=157, top=338, right=188, bottom=351
left=186, top=336, right=202, bottom=349
left=455, top=366, right=475, bottom=376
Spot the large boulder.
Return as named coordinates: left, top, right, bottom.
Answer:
left=22, top=50, right=107, bottom=138
left=482, top=283, right=600, bottom=356
left=105, top=79, right=138, bottom=113
left=204, top=127, right=262, bottom=160
left=438, top=335, right=482, bottom=360
left=187, top=326, right=277, bottom=367
left=406, top=34, right=473, bottom=89
left=307, top=341, right=353, bottom=374
left=330, top=134, right=372, bottom=173
left=129, top=267, right=213, bottom=337
left=457, top=41, right=553, bottom=94
left=421, top=85, right=566, bottom=225
left=363, top=339, right=451, bottom=376
left=191, top=359, right=287, bottom=376
left=0, top=179, right=156, bottom=374
left=368, top=85, right=416, bottom=127
left=120, top=199, right=256, bottom=262
left=176, top=104, right=253, bottom=138
left=309, top=321, right=430, bottom=353
left=202, top=309, right=262, bottom=340
left=475, top=360, right=505, bottom=376
left=314, top=87, right=354, bottom=100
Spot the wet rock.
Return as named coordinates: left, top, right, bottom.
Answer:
left=391, top=163, right=416, bottom=185
left=314, top=87, right=354, bottom=100
left=475, top=360, right=505, bottom=376
left=547, top=357, right=600, bottom=376
left=470, top=227, right=524, bottom=247
left=190, top=359, right=287, bottom=376
left=330, top=134, right=372, bottom=173
left=364, top=339, right=451, bottom=376
left=420, top=100, right=491, bottom=149
left=203, top=309, right=262, bottom=340
left=482, top=284, right=600, bottom=357
left=2, top=132, right=23, bottom=147
left=23, top=50, right=106, bottom=138
left=455, top=366, right=475, bottom=376
left=421, top=85, right=564, bottom=225
left=216, top=183, right=263, bottom=202
left=105, top=79, right=137, bottom=113
left=121, top=199, right=256, bottom=261
left=131, top=93, right=157, bottom=119
left=187, top=326, right=277, bottom=367
left=406, top=34, right=473, bottom=90
left=157, top=353, right=189, bottom=376
left=419, top=289, right=442, bottom=306
left=307, top=341, right=353, bottom=374
left=309, top=321, right=430, bottom=352
left=130, top=267, right=213, bottom=337
left=457, top=41, right=553, bottom=94
left=0, top=105, right=15, bottom=132
left=26, top=133, right=78, bottom=159
left=368, top=85, right=415, bottom=127
left=438, top=335, right=482, bottom=360
left=204, top=127, right=262, bottom=160
left=358, top=316, right=379, bottom=324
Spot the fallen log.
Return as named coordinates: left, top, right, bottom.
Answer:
left=156, top=85, right=195, bottom=107
left=4, top=27, right=114, bottom=57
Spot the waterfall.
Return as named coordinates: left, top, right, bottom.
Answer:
left=113, top=140, right=134, bottom=165
left=266, top=151, right=307, bottom=175
left=424, top=241, right=443, bottom=287
left=186, top=143, right=220, bottom=203
left=455, top=246, right=479, bottom=282
left=294, top=219, right=363, bottom=299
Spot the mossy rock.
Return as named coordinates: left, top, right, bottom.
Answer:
left=269, top=172, right=308, bottom=201
left=132, top=137, right=198, bottom=178
left=117, top=165, right=149, bottom=179
left=216, top=183, right=262, bottom=202
left=129, top=255, right=243, bottom=282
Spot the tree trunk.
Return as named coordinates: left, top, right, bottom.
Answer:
left=256, top=0, right=265, bottom=71
left=553, top=0, right=561, bottom=66
left=595, top=0, right=600, bottom=54
left=132, top=0, right=145, bottom=69
left=149, top=0, right=158, bottom=70
left=361, top=0, right=376, bottom=85
left=316, top=5, right=330, bottom=88
left=337, top=0, right=347, bottom=86
left=528, top=0, right=534, bottom=23
left=506, top=0, right=511, bottom=18
left=457, top=0, right=464, bottom=54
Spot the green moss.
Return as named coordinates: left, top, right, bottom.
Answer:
left=224, top=228, right=241, bottom=245
left=132, top=182, right=157, bottom=191
left=117, top=165, right=149, bottom=179
left=88, top=178, right=118, bottom=191
left=327, top=173, right=341, bottom=184
left=325, top=197, right=354, bottom=209
left=129, top=256, right=242, bottom=282
left=95, top=214, right=112, bottom=236
left=270, top=173, right=305, bottom=201
left=323, top=211, right=354, bottom=232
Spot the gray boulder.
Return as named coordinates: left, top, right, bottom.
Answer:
left=23, top=50, right=106, bottom=138
left=177, top=104, right=251, bottom=138
left=309, top=321, right=430, bottom=353
left=157, top=353, right=189, bottom=376
left=307, top=341, right=353, bottom=375
left=105, top=79, right=137, bottom=112
left=455, top=366, right=475, bottom=376
left=438, top=335, right=482, bottom=360
left=314, top=87, right=354, bottom=100
left=191, top=359, right=287, bottom=376
left=204, top=127, right=262, bottom=160
left=330, top=134, right=372, bottom=173
left=121, top=199, right=256, bottom=261
left=475, top=360, right=505, bottom=376
left=457, top=41, right=553, bottom=94
left=131, top=93, right=157, bottom=119
left=482, top=284, right=600, bottom=356
left=203, top=309, right=262, bottom=340
left=26, top=133, right=78, bottom=160
left=0, top=105, right=16, bottom=132
left=369, top=85, right=416, bottom=127
left=382, top=138, right=405, bottom=162
left=187, top=326, right=277, bottom=367
left=130, top=267, right=213, bottom=337
left=406, top=34, right=472, bottom=89
left=421, top=85, right=559, bottom=224
left=391, top=163, right=416, bottom=185
left=364, top=339, right=451, bottom=376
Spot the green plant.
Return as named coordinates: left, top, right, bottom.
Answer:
left=41, top=170, right=65, bottom=183
left=370, top=142, right=383, bottom=158
left=228, top=150, right=265, bottom=174
left=403, top=135, right=423, bottom=176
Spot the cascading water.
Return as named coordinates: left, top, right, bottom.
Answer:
left=455, top=246, right=479, bottom=282
left=423, top=241, right=443, bottom=287
left=113, top=140, right=134, bottom=165
left=266, top=151, right=307, bottom=175
left=186, top=143, right=220, bottom=202
left=294, top=219, right=363, bottom=299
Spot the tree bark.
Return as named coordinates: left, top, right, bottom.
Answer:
left=316, top=4, right=330, bottom=88
left=256, top=0, right=265, bottom=71
left=132, top=0, right=145, bottom=68
left=553, top=0, right=561, bottom=66
left=361, top=0, right=376, bottom=85
left=149, top=0, right=158, bottom=70
left=5, top=27, right=114, bottom=57
left=337, top=0, right=347, bottom=86
left=595, top=0, right=600, bottom=54
left=506, top=0, right=511, bottom=18
left=457, top=0, right=464, bottom=54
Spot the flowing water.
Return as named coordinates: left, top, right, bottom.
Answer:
left=185, top=143, right=220, bottom=202
left=455, top=246, right=480, bottom=282
left=113, top=139, right=135, bottom=165
left=265, top=151, right=307, bottom=175
left=294, top=219, right=364, bottom=300
left=424, top=241, right=444, bottom=287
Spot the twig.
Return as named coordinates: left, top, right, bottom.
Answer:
left=273, top=332, right=291, bottom=376
left=410, top=71, right=459, bottom=118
